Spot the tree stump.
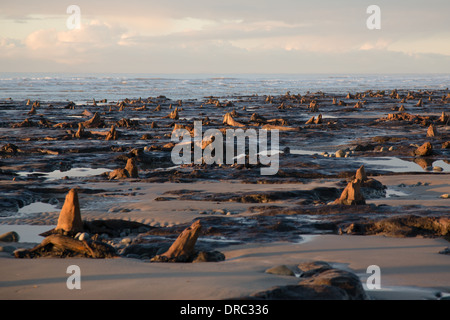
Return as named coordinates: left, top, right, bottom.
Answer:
left=334, top=179, right=366, bottom=205
left=55, top=189, right=84, bottom=235
left=151, top=220, right=202, bottom=262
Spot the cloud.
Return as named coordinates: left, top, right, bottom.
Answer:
left=0, top=1, right=449, bottom=73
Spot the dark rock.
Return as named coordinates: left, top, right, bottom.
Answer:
left=0, top=231, right=20, bottom=242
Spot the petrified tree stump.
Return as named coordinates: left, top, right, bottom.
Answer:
left=125, top=157, right=139, bottom=178
left=334, top=179, right=366, bottom=205
left=55, top=189, right=84, bottom=235
left=151, top=220, right=202, bottom=262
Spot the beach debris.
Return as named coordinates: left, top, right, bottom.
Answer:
left=414, top=142, right=433, bottom=156
left=0, top=231, right=20, bottom=242
left=335, top=149, right=345, bottom=158
left=151, top=220, right=204, bottom=262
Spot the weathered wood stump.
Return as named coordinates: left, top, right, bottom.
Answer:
left=55, top=188, right=84, bottom=235
left=334, top=179, right=366, bottom=205
left=151, top=220, right=203, bottom=262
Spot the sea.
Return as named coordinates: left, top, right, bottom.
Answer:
left=1, top=73, right=449, bottom=103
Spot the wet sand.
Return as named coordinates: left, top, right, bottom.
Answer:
left=1, top=235, right=449, bottom=300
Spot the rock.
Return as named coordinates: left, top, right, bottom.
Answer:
left=344, top=215, right=450, bottom=238
left=414, top=142, right=433, bottom=156
left=265, top=265, right=296, bottom=276
left=0, top=231, right=20, bottom=242
left=299, top=268, right=368, bottom=300
left=439, top=247, right=450, bottom=255
left=248, top=284, right=349, bottom=300
left=55, top=189, right=84, bottom=235
left=297, top=261, right=332, bottom=277
left=334, top=179, right=366, bottom=205
left=242, top=261, right=367, bottom=300
left=335, top=150, right=345, bottom=158
left=75, top=232, right=90, bottom=241
left=193, top=250, right=225, bottom=263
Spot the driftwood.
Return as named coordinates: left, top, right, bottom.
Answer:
left=14, top=234, right=117, bottom=258
left=151, top=220, right=202, bottom=262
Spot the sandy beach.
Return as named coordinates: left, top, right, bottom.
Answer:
left=1, top=234, right=449, bottom=300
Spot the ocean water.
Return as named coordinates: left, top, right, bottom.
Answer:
left=0, top=73, right=449, bottom=103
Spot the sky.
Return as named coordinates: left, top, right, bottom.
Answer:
left=0, top=0, right=449, bottom=74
